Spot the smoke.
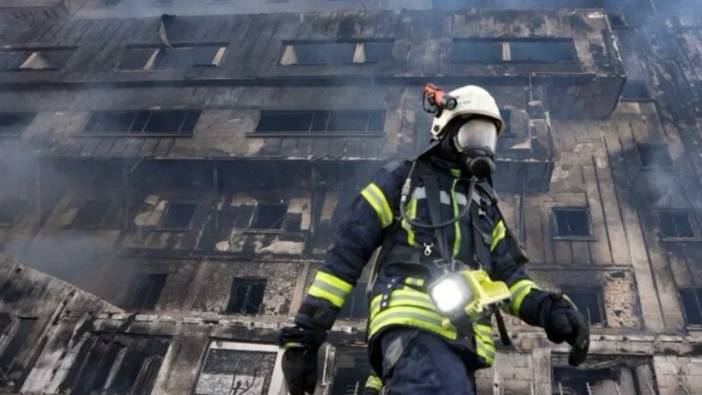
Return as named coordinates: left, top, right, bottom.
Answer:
left=0, top=137, right=126, bottom=302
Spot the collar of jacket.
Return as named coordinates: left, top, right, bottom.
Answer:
left=427, top=155, right=466, bottom=178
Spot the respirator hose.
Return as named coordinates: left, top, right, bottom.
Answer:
left=398, top=161, right=477, bottom=230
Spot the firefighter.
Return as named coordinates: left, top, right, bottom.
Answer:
left=279, top=85, right=590, bottom=395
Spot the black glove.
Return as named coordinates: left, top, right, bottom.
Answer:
left=539, top=293, right=590, bottom=366
left=279, top=325, right=326, bottom=395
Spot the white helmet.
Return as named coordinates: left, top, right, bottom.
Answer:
left=430, top=85, right=503, bottom=140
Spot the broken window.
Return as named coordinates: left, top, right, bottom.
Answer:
left=131, top=273, right=167, bottom=310
left=83, top=110, right=201, bottom=136
left=280, top=40, right=393, bottom=65
left=330, top=349, right=369, bottom=395
left=226, top=278, right=266, bottom=315
left=451, top=38, right=577, bottom=63
left=552, top=356, right=654, bottom=395
left=0, top=317, right=36, bottom=385
left=564, top=288, right=604, bottom=324
left=553, top=366, right=625, bottom=395
left=59, top=334, right=169, bottom=395
left=339, top=282, right=368, bottom=319
left=117, top=45, right=226, bottom=70
left=194, top=342, right=281, bottom=395
left=451, top=39, right=503, bottom=63
left=70, top=199, right=110, bottom=229
left=160, top=202, right=196, bottom=230
left=637, top=143, right=673, bottom=168
left=658, top=209, right=697, bottom=239
left=622, top=80, right=650, bottom=101
left=250, top=203, right=287, bottom=229
left=680, top=288, right=702, bottom=326
left=553, top=207, right=591, bottom=237
left=0, top=112, right=35, bottom=136
left=0, top=48, right=74, bottom=70
left=255, top=110, right=384, bottom=135
left=509, top=39, right=577, bottom=62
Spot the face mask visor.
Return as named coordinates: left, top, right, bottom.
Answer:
left=453, top=118, right=498, bottom=156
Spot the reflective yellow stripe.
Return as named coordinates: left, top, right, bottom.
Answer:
left=474, top=324, right=492, bottom=337
left=474, top=323, right=495, bottom=365
left=370, top=293, right=437, bottom=319
left=365, top=375, right=383, bottom=391
left=403, top=277, right=425, bottom=287
left=508, top=279, right=539, bottom=315
left=401, top=197, right=417, bottom=246
left=450, top=178, right=461, bottom=257
left=361, top=182, right=393, bottom=228
left=308, top=271, right=353, bottom=308
left=309, top=286, right=345, bottom=308
left=369, top=305, right=457, bottom=340
left=283, top=342, right=303, bottom=349
left=315, top=271, right=353, bottom=293
left=490, top=220, right=507, bottom=252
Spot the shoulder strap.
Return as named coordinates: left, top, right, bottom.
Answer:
left=418, top=161, right=451, bottom=263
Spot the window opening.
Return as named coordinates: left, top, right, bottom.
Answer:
left=564, top=288, right=604, bottom=324
left=509, top=39, right=576, bottom=62
left=59, top=334, right=169, bottom=395
left=117, top=45, right=225, bottom=70
left=608, top=13, right=629, bottom=29
left=281, top=41, right=392, bottom=66
left=0, top=113, right=35, bottom=136
left=658, top=209, right=696, bottom=239
left=553, top=366, right=627, bottom=395
left=0, top=49, right=74, bottom=70
left=195, top=342, right=280, bottom=395
left=553, top=208, right=591, bottom=237
left=83, top=110, right=200, bottom=136
left=251, top=203, right=287, bottom=229
left=637, top=143, right=672, bottom=168
left=451, top=38, right=576, bottom=63
left=330, top=349, right=369, bottom=395
left=160, top=202, right=196, bottom=230
left=339, top=282, right=368, bottom=319
left=131, top=273, right=167, bottom=310
left=451, top=40, right=503, bottom=63
left=680, top=288, right=702, bottom=326
left=622, top=80, right=650, bottom=101
left=226, top=278, right=266, bottom=314
left=255, top=111, right=384, bottom=135
left=71, top=199, right=110, bottom=229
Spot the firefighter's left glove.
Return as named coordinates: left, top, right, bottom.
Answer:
left=279, top=325, right=326, bottom=395
left=539, top=293, right=590, bottom=363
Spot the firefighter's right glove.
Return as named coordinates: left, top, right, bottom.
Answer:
left=279, top=325, right=326, bottom=395
left=539, top=293, right=590, bottom=366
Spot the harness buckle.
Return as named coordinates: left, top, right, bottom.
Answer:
left=423, top=242, right=434, bottom=256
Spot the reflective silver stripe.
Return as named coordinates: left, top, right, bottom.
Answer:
left=411, top=187, right=468, bottom=206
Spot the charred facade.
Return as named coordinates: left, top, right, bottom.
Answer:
left=0, top=0, right=701, bottom=394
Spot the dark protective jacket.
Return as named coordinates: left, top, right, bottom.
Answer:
left=292, top=155, right=548, bottom=369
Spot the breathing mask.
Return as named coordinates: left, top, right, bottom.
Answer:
left=452, top=118, right=498, bottom=178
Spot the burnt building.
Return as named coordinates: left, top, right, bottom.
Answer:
left=0, top=0, right=701, bottom=394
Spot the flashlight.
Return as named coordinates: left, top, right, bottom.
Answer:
left=429, top=270, right=512, bottom=335
left=430, top=273, right=472, bottom=314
